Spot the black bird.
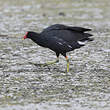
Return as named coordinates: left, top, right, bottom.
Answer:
left=23, top=24, right=93, bottom=72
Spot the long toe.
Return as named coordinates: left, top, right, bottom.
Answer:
left=28, top=62, right=44, bottom=67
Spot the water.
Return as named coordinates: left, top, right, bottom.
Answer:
left=0, top=0, right=110, bottom=110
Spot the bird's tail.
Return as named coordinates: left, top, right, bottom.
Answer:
left=79, top=33, right=94, bottom=42
left=77, top=33, right=94, bottom=46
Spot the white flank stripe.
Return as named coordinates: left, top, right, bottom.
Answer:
left=68, top=45, right=72, bottom=49
left=77, top=41, right=87, bottom=45
left=58, top=42, right=63, bottom=45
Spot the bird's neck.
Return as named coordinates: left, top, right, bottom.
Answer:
left=30, top=33, right=41, bottom=42
left=30, top=33, right=46, bottom=47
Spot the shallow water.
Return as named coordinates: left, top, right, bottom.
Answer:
left=0, top=0, right=110, bottom=110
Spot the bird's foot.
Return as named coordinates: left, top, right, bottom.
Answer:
left=28, top=59, right=59, bottom=67
left=28, top=62, right=44, bottom=66
left=41, top=59, right=59, bottom=66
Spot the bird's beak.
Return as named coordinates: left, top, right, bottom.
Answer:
left=23, top=35, right=27, bottom=40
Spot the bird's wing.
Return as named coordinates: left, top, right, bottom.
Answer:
left=41, top=24, right=93, bottom=49
left=43, top=24, right=92, bottom=33
left=66, top=26, right=92, bottom=32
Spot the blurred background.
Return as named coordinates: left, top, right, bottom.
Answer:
left=0, top=0, right=110, bottom=35
left=0, top=0, right=110, bottom=110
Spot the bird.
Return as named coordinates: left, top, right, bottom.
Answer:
left=23, top=24, right=93, bottom=72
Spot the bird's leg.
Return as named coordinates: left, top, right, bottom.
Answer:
left=42, top=57, right=59, bottom=66
left=65, top=56, right=69, bottom=72
left=29, top=57, right=59, bottom=67
left=41, top=53, right=60, bottom=66
left=29, top=53, right=60, bottom=67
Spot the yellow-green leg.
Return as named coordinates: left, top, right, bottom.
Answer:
left=66, top=56, right=69, bottom=72
left=29, top=57, right=59, bottom=66
left=41, top=58, right=59, bottom=66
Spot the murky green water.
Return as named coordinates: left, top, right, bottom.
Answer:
left=0, top=0, right=110, bottom=110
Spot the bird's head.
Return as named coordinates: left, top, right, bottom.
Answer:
left=23, top=31, right=36, bottom=40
